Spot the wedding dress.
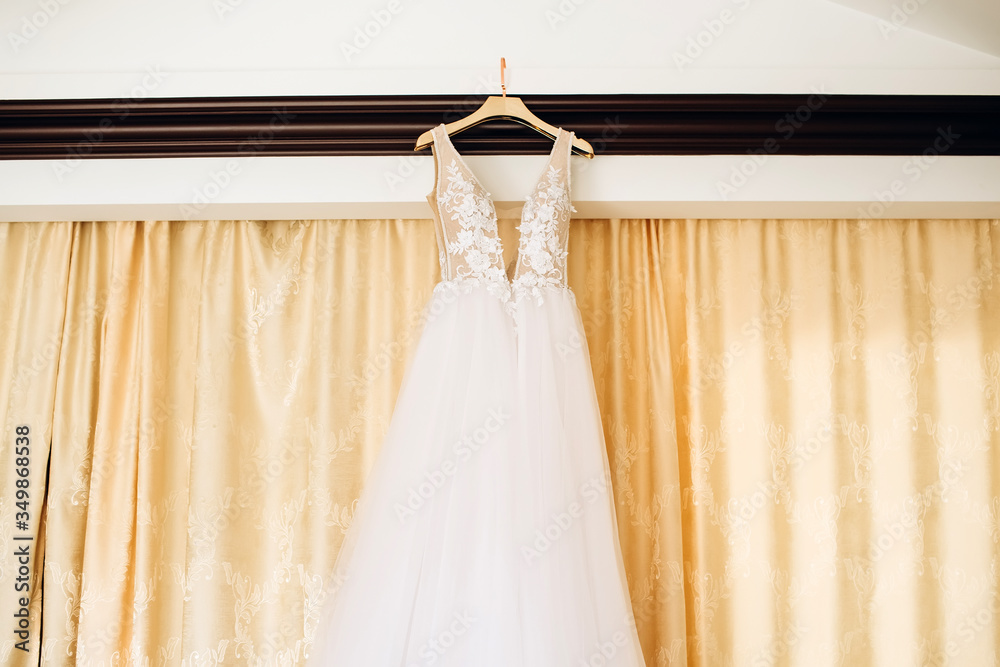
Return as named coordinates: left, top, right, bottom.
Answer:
left=306, top=124, right=646, bottom=667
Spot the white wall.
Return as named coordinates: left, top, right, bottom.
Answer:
left=3, top=154, right=997, bottom=221
left=2, top=0, right=998, bottom=220
left=3, top=0, right=999, bottom=97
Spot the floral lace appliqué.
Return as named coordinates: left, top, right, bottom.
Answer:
left=511, top=165, right=576, bottom=305
left=437, top=160, right=511, bottom=303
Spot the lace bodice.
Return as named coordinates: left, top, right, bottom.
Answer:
left=424, top=123, right=577, bottom=311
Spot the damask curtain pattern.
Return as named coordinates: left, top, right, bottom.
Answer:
left=0, top=218, right=998, bottom=666
left=658, top=219, right=1000, bottom=666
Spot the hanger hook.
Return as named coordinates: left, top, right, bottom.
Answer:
left=500, top=57, right=506, bottom=98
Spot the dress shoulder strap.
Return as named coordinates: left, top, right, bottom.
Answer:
left=426, top=123, right=459, bottom=281
left=426, top=124, right=472, bottom=216
left=430, top=123, right=452, bottom=162
left=556, top=129, right=575, bottom=198
left=532, top=128, right=574, bottom=203
left=427, top=124, right=448, bottom=194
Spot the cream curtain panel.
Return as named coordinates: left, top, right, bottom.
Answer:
left=1, top=218, right=998, bottom=667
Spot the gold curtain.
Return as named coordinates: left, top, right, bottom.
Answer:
left=1, top=218, right=998, bottom=666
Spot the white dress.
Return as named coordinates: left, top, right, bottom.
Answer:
left=306, top=124, right=646, bottom=667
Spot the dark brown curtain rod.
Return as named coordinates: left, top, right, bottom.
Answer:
left=0, top=94, right=998, bottom=159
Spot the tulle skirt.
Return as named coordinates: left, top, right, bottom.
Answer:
left=306, top=282, right=645, bottom=666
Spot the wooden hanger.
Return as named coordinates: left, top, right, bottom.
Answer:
left=414, top=57, right=595, bottom=159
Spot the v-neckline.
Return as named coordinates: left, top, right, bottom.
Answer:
left=434, top=123, right=567, bottom=282
left=435, top=123, right=566, bottom=226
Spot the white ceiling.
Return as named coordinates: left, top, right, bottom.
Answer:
left=1, top=0, right=998, bottom=97
left=828, top=0, right=1000, bottom=58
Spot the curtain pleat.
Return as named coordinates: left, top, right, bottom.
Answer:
left=1, top=218, right=998, bottom=666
